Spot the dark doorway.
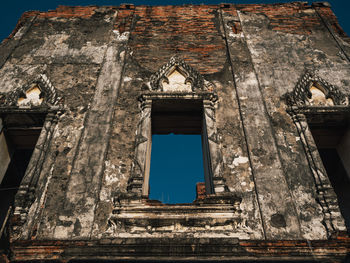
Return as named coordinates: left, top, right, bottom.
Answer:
left=0, top=113, right=45, bottom=247
left=308, top=113, right=350, bottom=233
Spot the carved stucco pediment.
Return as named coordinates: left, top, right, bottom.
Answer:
left=284, top=71, right=349, bottom=107
left=147, top=56, right=214, bottom=92
left=0, top=74, right=62, bottom=108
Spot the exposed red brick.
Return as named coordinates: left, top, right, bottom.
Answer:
left=2, top=11, right=37, bottom=42
left=8, top=5, right=104, bottom=23
left=196, top=182, right=206, bottom=200
left=8, top=2, right=348, bottom=44
left=114, top=5, right=135, bottom=34
left=9, top=237, right=350, bottom=261
left=235, top=2, right=320, bottom=35
left=315, top=5, right=350, bottom=42
left=230, top=21, right=242, bottom=34
left=36, top=6, right=98, bottom=19
left=330, top=231, right=350, bottom=240
left=130, top=5, right=227, bottom=75
left=239, top=236, right=350, bottom=258
left=7, top=6, right=99, bottom=20
left=0, top=253, right=9, bottom=263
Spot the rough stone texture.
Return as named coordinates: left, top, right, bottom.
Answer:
left=0, top=2, right=349, bottom=262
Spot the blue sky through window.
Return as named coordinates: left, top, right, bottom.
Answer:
left=149, top=134, right=204, bottom=204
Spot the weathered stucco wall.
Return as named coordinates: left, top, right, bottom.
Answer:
left=0, top=2, right=349, bottom=261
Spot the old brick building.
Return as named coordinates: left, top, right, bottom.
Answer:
left=0, top=1, right=350, bottom=262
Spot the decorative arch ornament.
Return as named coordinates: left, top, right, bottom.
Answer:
left=283, top=70, right=349, bottom=236
left=0, top=74, right=62, bottom=108
left=146, top=56, right=214, bottom=92
left=0, top=73, right=63, bottom=240
left=107, top=56, right=247, bottom=238
left=126, top=56, right=229, bottom=198
left=284, top=71, right=349, bottom=107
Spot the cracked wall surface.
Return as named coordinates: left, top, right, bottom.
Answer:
left=0, top=2, right=349, bottom=262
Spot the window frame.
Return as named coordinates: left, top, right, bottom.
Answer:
left=284, top=71, right=349, bottom=235
left=0, top=74, right=62, bottom=239
left=127, top=91, right=227, bottom=200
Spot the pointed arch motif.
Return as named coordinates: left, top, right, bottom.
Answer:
left=283, top=70, right=349, bottom=237
left=0, top=73, right=63, bottom=239
left=126, top=55, right=229, bottom=198
left=284, top=71, right=349, bottom=107
left=0, top=74, right=62, bottom=108
left=148, top=56, right=214, bottom=92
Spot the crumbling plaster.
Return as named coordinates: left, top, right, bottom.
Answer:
left=0, top=2, right=349, bottom=261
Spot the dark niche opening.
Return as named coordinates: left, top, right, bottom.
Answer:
left=0, top=113, right=45, bottom=247
left=307, top=113, right=350, bottom=234
left=149, top=99, right=211, bottom=204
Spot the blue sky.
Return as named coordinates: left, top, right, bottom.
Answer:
left=150, top=135, right=204, bottom=203
left=0, top=1, right=349, bottom=204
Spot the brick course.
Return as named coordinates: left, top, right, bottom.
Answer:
left=129, top=5, right=227, bottom=74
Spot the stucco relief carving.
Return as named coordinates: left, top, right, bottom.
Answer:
left=284, top=71, right=349, bottom=107
left=162, top=69, right=192, bottom=92
left=106, top=193, right=247, bottom=238
left=148, top=56, right=214, bottom=92
left=126, top=56, right=228, bottom=197
left=0, top=73, right=63, bottom=239
left=283, top=71, right=349, bottom=236
left=128, top=98, right=151, bottom=195
left=0, top=74, right=62, bottom=108
left=308, top=85, right=335, bottom=106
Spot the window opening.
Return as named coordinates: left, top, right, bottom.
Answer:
left=148, top=99, right=212, bottom=203
left=149, top=134, right=204, bottom=204
left=308, top=114, right=350, bottom=233
left=0, top=113, right=45, bottom=244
